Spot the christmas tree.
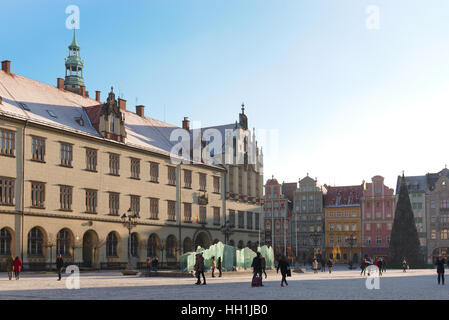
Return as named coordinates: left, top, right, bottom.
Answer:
left=389, top=174, right=422, bottom=266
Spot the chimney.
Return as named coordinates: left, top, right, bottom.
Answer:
left=136, top=105, right=145, bottom=117
left=80, top=85, right=86, bottom=97
left=1, top=60, right=11, bottom=73
left=182, top=117, right=190, bottom=131
left=95, top=91, right=101, bottom=102
left=118, top=98, right=127, bottom=111
left=57, top=78, right=64, bottom=89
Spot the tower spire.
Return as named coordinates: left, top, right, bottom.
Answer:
left=64, top=21, right=85, bottom=95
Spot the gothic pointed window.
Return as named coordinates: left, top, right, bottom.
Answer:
left=110, top=114, right=115, bottom=133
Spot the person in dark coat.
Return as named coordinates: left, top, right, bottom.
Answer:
left=145, top=258, right=151, bottom=277
left=6, top=256, right=14, bottom=280
left=327, top=259, right=333, bottom=274
left=13, top=256, right=22, bottom=280
left=435, top=255, right=445, bottom=285
left=360, top=258, right=366, bottom=276
left=251, top=252, right=263, bottom=286
left=321, top=258, right=326, bottom=272
left=56, top=255, right=64, bottom=281
left=152, top=256, right=159, bottom=273
left=277, top=256, right=290, bottom=287
left=377, top=258, right=383, bottom=276
left=382, top=258, right=387, bottom=272
left=261, top=255, right=267, bottom=279
left=194, top=252, right=206, bottom=285
left=217, top=257, right=222, bottom=277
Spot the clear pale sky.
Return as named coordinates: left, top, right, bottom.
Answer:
left=2, top=0, right=449, bottom=190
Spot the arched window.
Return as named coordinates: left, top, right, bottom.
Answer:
left=130, top=233, right=139, bottom=257
left=0, top=228, right=12, bottom=255
left=106, top=232, right=118, bottom=257
left=166, top=235, right=177, bottom=258
left=28, top=227, right=43, bottom=256
left=147, top=234, right=159, bottom=258
left=56, top=229, right=72, bottom=256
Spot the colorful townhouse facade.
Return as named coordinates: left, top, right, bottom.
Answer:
left=361, top=176, right=395, bottom=259
left=324, top=184, right=363, bottom=264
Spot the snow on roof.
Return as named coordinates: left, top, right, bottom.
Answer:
left=0, top=70, right=100, bottom=136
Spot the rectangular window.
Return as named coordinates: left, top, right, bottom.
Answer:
left=109, top=192, right=119, bottom=216
left=184, top=169, right=192, bottom=188
left=376, top=223, right=381, bottom=231
left=199, top=206, right=207, bottom=224
left=366, top=224, right=371, bottom=231
left=387, top=223, right=392, bottom=231
left=246, top=211, right=252, bottom=229
left=0, top=177, right=15, bottom=206
left=213, top=176, right=220, bottom=193
left=130, top=195, right=140, bottom=217
left=130, top=158, right=140, bottom=179
left=376, top=236, right=382, bottom=244
left=329, top=236, right=334, bottom=245
left=31, top=136, right=45, bottom=162
left=441, top=200, right=449, bottom=209
left=85, top=148, right=97, bottom=171
left=184, top=203, right=192, bottom=222
left=168, top=166, right=176, bottom=185
left=229, top=210, right=236, bottom=228
left=150, top=198, right=159, bottom=220
left=344, top=224, right=349, bottom=231
left=336, top=224, right=342, bottom=231
left=167, top=200, right=176, bottom=221
left=31, top=182, right=45, bottom=208
left=386, top=236, right=391, bottom=244
left=337, top=236, right=342, bottom=245
left=85, top=189, right=97, bottom=213
left=329, top=224, right=334, bottom=232
left=0, top=129, right=15, bottom=156
left=431, top=200, right=436, bottom=209
left=431, top=229, right=437, bottom=240
left=214, top=207, right=220, bottom=226
left=366, top=237, right=371, bottom=245
left=238, top=211, right=244, bottom=229
left=352, top=224, right=357, bottom=231
left=109, top=153, right=120, bottom=175
left=150, top=162, right=159, bottom=182
left=60, top=143, right=73, bottom=167
left=441, top=229, right=448, bottom=240
left=199, top=173, right=207, bottom=191
left=59, top=185, right=72, bottom=211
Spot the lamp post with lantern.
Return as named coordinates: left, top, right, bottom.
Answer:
left=121, top=208, right=138, bottom=272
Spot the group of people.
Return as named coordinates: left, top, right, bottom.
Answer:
left=5, top=256, right=23, bottom=280
left=312, top=258, right=333, bottom=274
left=360, top=256, right=387, bottom=276
left=193, top=252, right=223, bottom=285
left=145, top=256, right=159, bottom=276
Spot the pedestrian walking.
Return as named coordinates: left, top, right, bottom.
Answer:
left=217, top=256, right=222, bottom=277
left=13, top=256, right=22, bottom=280
left=382, top=258, right=387, bottom=273
left=211, top=256, right=216, bottom=278
left=377, top=258, right=383, bottom=276
left=402, top=258, right=408, bottom=272
left=277, top=255, right=290, bottom=287
left=56, top=255, right=64, bottom=281
left=312, top=259, right=318, bottom=274
left=6, top=255, right=14, bottom=280
left=261, top=255, right=267, bottom=279
left=321, top=258, right=326, bottom=272
left=435, top=255, right=445, bottom=285
left=327, top=259, right=333, bottom=274
left=146, top=258, right=151, bottom=277
left=194, top=252, right=206, bottom=285
left=251, top=252, right=263, bottom=287
left=152, top=256, right=159, bottom=273
left=360, top=258, right=366, bottom=276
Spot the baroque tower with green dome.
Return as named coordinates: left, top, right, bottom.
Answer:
left=64, top=28, right=85, bottom=95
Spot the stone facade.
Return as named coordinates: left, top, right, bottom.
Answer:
left=293, top=175, right=325, bottom=262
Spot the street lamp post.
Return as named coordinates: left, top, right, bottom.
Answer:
left=220, top=220, right=234, bottom=245
left=121, top=208, right=138, bottom=271
left=309, top=232, right=320, bottom=261
left=347, top=234, right=356, bottom=269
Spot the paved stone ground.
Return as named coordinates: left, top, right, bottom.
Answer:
left=0, top=267, right=446, bottom=300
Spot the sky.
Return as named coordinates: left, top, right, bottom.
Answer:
left=1, top=0, right=449, bottom=190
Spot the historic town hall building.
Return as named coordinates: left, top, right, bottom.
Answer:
left=0, top=30, right=263, bottom=270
